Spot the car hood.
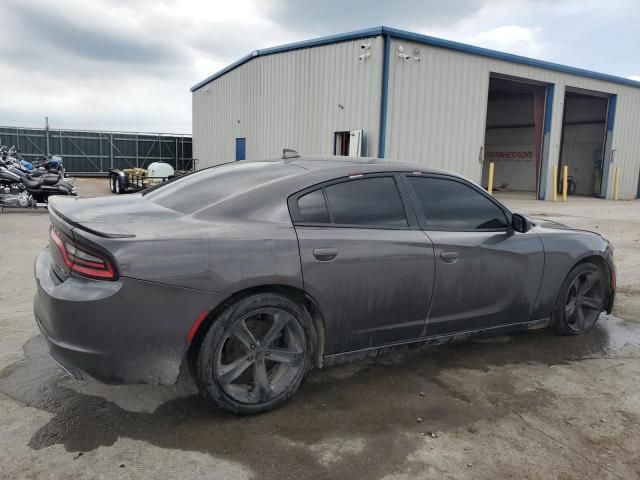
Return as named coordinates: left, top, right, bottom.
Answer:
left=529, top=215, right=609, bottom=243
left=49, top=195, right=181, bottom=237
left=530, top=216, right=572, bottom=230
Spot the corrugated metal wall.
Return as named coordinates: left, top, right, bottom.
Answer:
left=385, top=40, right=489, bottom=180
left=0, top=126, right=193, bottom=174
left=385, top=38, right=640, bottom=199
left=193, top=36, right=383, bottom=166
left=192, top=34, right=640, bottom=200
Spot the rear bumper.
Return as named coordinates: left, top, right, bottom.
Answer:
left=34, top=248, right=227, bottom=385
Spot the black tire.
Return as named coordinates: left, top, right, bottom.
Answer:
left=550, top=261, right=606, bottom=335
left=109, top=174, right=116, bottom=193
left=196, top=293, right=315, bottom=415
left=568, top=179, right=577, bottom=196
left=113, top=175, right=123, bottom=194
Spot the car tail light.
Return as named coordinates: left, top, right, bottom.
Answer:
left=50, top=227, right=117, bottom=280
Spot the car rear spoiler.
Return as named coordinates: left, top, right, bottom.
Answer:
left=48, top=197, right=135, bottom=239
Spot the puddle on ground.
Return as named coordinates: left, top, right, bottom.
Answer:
left=0, top=315, right=638, bottom=480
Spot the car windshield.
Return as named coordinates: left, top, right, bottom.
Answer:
left=145, top=161, right=298, bottom=213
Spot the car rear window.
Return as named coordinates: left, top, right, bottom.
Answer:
left=297, top=189, right=331, bottom=223
left=324, top=177, right=408, bottom=227
left=145, top=162, right=298, bottom=213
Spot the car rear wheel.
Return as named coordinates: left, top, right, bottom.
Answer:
left=109, top=174, right=116, bottom=193
left=196, top=293, right=315, bottom=415
left=551, top=262, right=605, bottom=335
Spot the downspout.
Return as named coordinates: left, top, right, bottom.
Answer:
left=378, top=34, right=391, bottom=158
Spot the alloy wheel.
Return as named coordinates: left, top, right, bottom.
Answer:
left=214, top=307, right=306, bottom=405
left=564, top=269, right=604, bottom=332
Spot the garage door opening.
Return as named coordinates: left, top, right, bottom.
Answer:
left=482, top=75, right=550, bottom=199
left=558, top=88, right=611, bottom=197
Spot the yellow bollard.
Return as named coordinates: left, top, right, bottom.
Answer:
left=614, top=167, right=620, bottom=200
left=487, top=162, right=495, bottom=195
left=562, top=165, right=568, bottom=202
left=552, top=165, right=558, bottom=202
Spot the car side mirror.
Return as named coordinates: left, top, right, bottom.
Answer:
left=511, top=213, right=532, bottom=233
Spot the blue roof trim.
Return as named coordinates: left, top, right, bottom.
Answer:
left=191, top=52, right=258, bottom=92
left=191, top=25, right=640, bottom=92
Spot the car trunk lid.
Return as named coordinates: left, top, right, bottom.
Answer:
left=48, top=194, right=182, bottom=238
left=47, top=194, right=183, bottom=281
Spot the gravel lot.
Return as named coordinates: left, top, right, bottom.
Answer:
left=1, top=178, right=639, bottom=479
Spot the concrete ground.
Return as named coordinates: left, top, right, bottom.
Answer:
left=1, top=179, right=640, bottom=479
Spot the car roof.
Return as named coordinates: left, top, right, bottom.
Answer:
left=187, top=155, right=489, bottom=222
left=253, top=155, right=456, bottom=176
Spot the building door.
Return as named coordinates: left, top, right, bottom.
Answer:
left=334, top=130, right=364, bottom=156
left=334, top=131, right=350, bottom=155
left=348, top=130, right=363, bottom=156
left=481, top=75, right=550, bottom=199
left=235, top=137, right=246, bottom=161
left=558, top=88, right=612, bottom=197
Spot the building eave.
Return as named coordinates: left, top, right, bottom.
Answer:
left=191, top=25, right=640, bottom=92
left=190, top=27, right=384, bottom=92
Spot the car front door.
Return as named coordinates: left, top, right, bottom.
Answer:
left=290, top=174, right=436, bottom=355
left=403, top=174, right=545, bottom=336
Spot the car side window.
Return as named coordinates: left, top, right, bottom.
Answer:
left=408, top=176, right=509, bottom=230
left=324, top=177, right=408, bottom=227
left=297, top=189, right=330, bottom=223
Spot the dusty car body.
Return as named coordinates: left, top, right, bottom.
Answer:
left=34, top=156, right=615, bottom=414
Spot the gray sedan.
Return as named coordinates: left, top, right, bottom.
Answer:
left=34, top=156, right=615, bottom=414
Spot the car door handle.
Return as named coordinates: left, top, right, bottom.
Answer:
left=313, top=248, right=338, bottom=261
left=440, top=251, right=459, bottom=263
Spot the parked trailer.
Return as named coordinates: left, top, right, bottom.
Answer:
left=109, top=162, right=189, bottom=194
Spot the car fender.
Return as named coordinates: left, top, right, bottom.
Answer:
left=533, top=228, right=611, bottom=319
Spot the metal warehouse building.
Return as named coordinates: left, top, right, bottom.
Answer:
left=191, top=26, right=640, bottom=200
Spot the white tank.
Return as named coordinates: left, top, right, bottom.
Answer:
left=146, top=162, right=175, bottom=185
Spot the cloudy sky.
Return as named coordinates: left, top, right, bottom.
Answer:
left=1, top=0, right=638, bottom=133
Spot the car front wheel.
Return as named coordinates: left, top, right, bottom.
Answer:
left=196, top=293, right=315, bottom=415
left=552, top=261, right=606, bottom=335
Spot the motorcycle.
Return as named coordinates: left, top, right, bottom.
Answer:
left=0, top=146, right=77, bottom=209
left=6, top=153, right=70, bottom=177
left=0, top=166, right=39, bottom=209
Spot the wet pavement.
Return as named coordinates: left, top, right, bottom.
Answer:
left=2, top=316, right=640, bottom=479
left=1, top=181, right=640, bottom=479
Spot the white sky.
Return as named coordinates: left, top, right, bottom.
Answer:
left=0, top=0, right=638, bottom=134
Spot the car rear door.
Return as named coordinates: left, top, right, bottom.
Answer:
left=403, top=174, right=544, bottom=336
left=290, top=174, right=435, bottom=355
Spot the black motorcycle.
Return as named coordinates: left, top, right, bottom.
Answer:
left=0, top=155, right=77, bottom=209
left=0, top=166, right=39, bottom=209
